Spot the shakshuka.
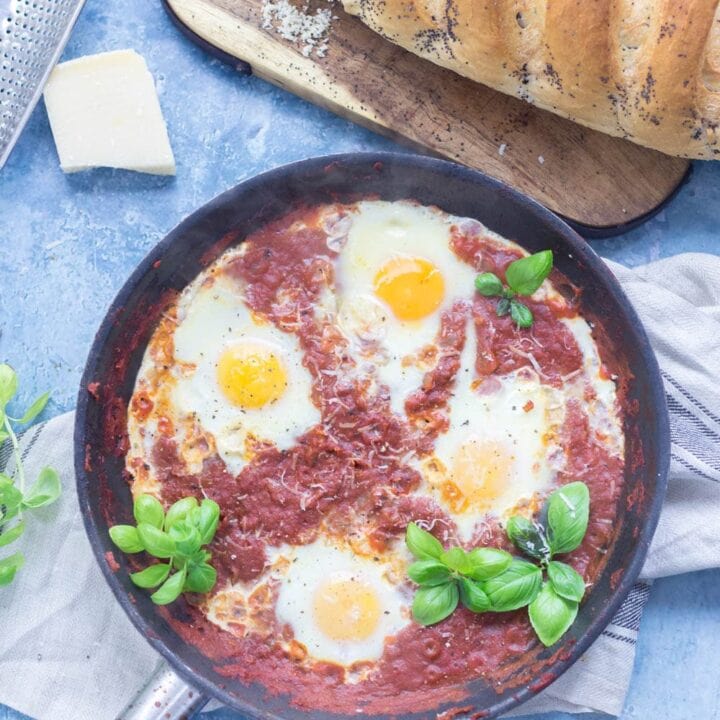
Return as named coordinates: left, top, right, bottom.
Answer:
left=125, top=200, right=626, bottom=713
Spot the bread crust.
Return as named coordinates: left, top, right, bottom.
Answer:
left=341, top=0, right=720, bottom=159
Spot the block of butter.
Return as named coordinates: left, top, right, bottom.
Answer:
left=43, top=49, right=176, bottom=175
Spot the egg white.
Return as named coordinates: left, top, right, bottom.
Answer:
left=171, top=270, right=320, bottom=476
left=418, top=318, right=566, bottom=541
left=273, top=539, right=410, bottom=667
left=334, top=201, right=477, bottom=416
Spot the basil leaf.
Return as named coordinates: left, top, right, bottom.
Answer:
left=137, top=523, right=177, bottom=559
left=133, top=494, right=165, bottom=529
left=466, top=547, right=513, bottom=581
left=529, top=581, right=578, bottom=647
left=496, top=297, right=511, bottom=317
left=0, top=365, right=18, bottom=409
left=474, top=273, right=504, bottom=297
left=130, top=563, right=171, bottom=588
left=547, top=561, right=585, bottom=602
left=458, top=577, right=491, bottom=613
left=406, top=522, right=444, bottom=560
left=14, top=392, right=50, bottom=425
left=440, top=547, right=472, bottom=574
left=408, top=559, right=452, bottom=586
left=0, top=479, right=23, bottom=520
left=510, top=300, right=533, bottom=329
left=412, top=581, right=459, bottom=625
left=184, top=562, right=217, bottom=593
left=168, top=520, right=202, bottom=557
left=109, top=525, right=144, bottom=554
left=0, top=551, right=24, bottom=586
left=151, top=566, right=187, bottom=605
left=506, top=515, right=550, bottom=561
left=22, top=467, right=61, bottom=509
left=164, top=497, right=198, bottom=531
left=505, top=250, right=553, bottom=296
left=547, top=482, right=590, bottom=555
left=485, top=559, right=542, bottom=611
left=0, top=519, right=25, bottom=547
left=195, top=498, right=220, bottom=545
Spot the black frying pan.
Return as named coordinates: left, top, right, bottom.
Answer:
left=75, top=152, right=670, bottom=720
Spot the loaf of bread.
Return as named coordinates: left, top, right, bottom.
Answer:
left=340, top=0, right=720, bottom=159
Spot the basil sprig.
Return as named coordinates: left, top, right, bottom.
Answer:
left=474, top=250, right=553, bottom=329
left=406, top=481, right=590, bottom=647
left=109, top=494, right=220, bottom=605
left=0, top=364, right=61, bottom=587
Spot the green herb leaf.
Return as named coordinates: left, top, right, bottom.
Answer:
left=412, top=581, right=459, bottom=625
left=408, top=559, right=452, bottom=586
left=184, top=562, right=217, bottom=593
left=440, top=547, right=472, bottom=574
left=547, top=482, right=590, bottom=555
left=164, top=497, right=199, bottom=531
left=22, top=467, right=61, bottom=509
left=485, top=559, right=542, bottom=612
left=168, top=520, right=202, bottom=557
left=137, top=523, right=177, bottom=558
left=529, top=581, right=578, bottom=647
left=133, top=494, right=165, bottom=529
left=0, top=365, right=18, bottom=409
left=0, top=430, right=9, bottom=445
left=458, top=577, right=491, bottom=613
left=475, top=273, right=504, bottom=297
left=0, top=478, right=23, bottom=520
left=195, top=498, right=220, bottom=545
left=505, top=250, right=553, bottom=296
left=130, top=563, right=171, bottom=588
left=506, top=515, right=550, bottom=561
left=510, top=300, right=534, bottom=329
left=0, top=519, right=25, bottom=547
left=547, top=561, right=585, bottom=602
left=109, top=525, right=144, bottom=554
left=496, top=297, right=512, bottom=317
left=13, top=392, right=50, bottom=425
left=151, top=566, right=187, bottom=605
left=0, top=552, right=24, bottom=586
left=406, top=522, right=444, bottom=560
left=466, top=547, right=513, bottom=581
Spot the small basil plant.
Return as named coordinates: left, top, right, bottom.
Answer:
left=406, top=481, right=590, bottom=647
left=109, top=494, right=220, bottom=605
left=475, top=249, right=553, bottom=329
left=0, top=364, right=61, bottom=587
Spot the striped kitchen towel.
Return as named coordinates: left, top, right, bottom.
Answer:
left=0, top=253, right=718, bottom=720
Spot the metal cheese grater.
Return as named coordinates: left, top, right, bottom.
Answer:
left=0, top=0, right=86, bottom=169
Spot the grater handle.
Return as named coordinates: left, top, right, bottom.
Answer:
left=115, top=662, right=209, bottom=720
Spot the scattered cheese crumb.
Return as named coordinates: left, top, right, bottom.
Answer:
left=498, top=143, right=507, bottom=156
left=538, top=155, right=545, bottom=165
left=261, top=0, right=334, bottom=58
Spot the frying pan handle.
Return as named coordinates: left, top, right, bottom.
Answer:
left=116, top=662, right=209, bottom=720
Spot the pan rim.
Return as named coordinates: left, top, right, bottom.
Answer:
left=74, top=150, right=670, bottom=720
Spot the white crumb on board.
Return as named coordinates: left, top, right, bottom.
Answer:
left=261, top=0, right=334, bottom=57
left=498, top=143, right=507, bottom=156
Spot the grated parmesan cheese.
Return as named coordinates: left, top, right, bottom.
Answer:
left=261, top=0, right=334, bottom=57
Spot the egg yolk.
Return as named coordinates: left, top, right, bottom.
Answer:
left=442, top=439, right=514, bottom=513
left=217, top=343, right=287, bottom=409
left=373, top=256, right=444, bottom=321
left=313, top=578, right=381, bottom=641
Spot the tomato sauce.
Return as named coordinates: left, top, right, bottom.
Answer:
left=133, top=204, right=627, bottom=714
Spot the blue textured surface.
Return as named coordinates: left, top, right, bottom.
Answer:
left=0, top=0, right=718, bottom=719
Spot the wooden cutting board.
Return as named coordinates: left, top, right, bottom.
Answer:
left=164, top=0, right=691, bottom=234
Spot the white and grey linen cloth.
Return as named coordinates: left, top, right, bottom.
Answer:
left=0, top=253, right=718, bottom=720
